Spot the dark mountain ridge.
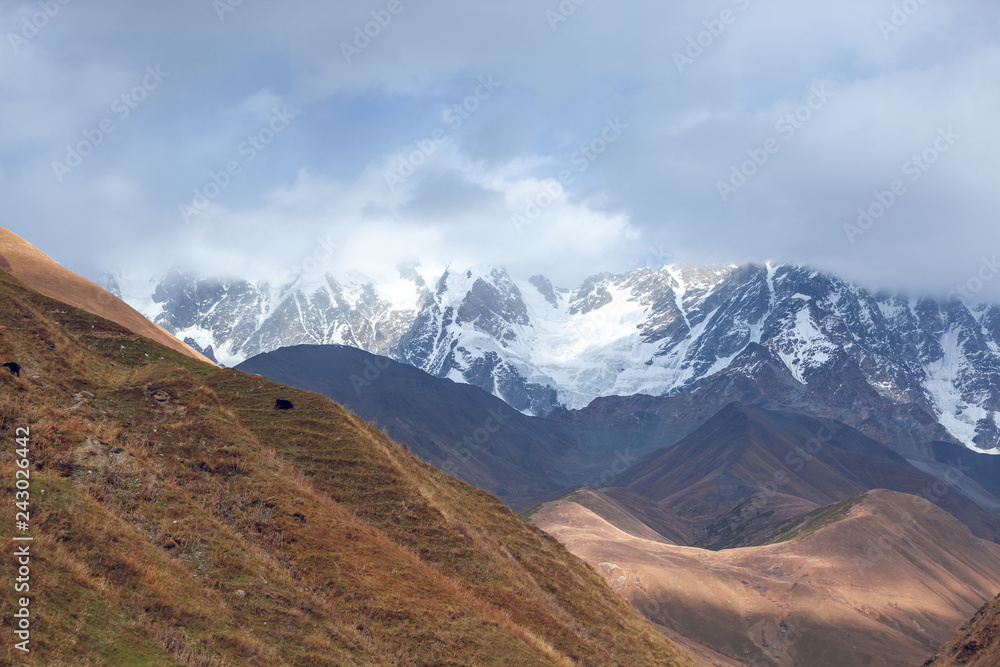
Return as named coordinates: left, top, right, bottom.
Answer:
left=238, top=344, right=1000, bottom=552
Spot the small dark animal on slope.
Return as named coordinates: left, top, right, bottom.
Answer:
left=2, top=362, right=20, bottom=377
left=274, top=399, right=294, bottom=410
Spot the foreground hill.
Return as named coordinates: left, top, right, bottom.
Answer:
left=0, top=260, right=693, bottom=664
left=0, top=226, right=211, bottom=365
left=235, top=344, right=587, bottom=508
left=925, top=593, right=1000, bottom=666
left=528, top=489, right=1000, bottom=666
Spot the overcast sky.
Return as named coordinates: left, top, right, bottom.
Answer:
left=2, top=0, right=999, bottom=298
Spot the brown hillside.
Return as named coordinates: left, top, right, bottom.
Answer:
left=924, top=593, right=1000, bottom=666
left=530, top=488, right=1000, bottom=666
left=0, top=264, right=693, bottom=665
left=0, top=226, right=211, bottom=365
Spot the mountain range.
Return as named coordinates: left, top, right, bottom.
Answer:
left=233, top=344, right=1000, bottom=663
left=234, top=346, right=1000, bottom=537
left=0, top=226, right=692, bottom=665
left=108, top=263, right=1000, bottom=453
left=6, top=224, right=1000, bottom=664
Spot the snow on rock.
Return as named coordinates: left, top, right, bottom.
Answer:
left=112, top=262, right=1000, bottom=451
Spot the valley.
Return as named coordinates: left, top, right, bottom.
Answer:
left=5, top=225, right=1000, bottom=664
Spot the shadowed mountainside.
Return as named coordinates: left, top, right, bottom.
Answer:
left=237, top=346, right=1000, bottom=544
left=236, top=344, right=645, bottom=509
left=616, top=403, right=1000, bottom=548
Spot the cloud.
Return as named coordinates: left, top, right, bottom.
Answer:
left=1, top=0, right=999, bottom=298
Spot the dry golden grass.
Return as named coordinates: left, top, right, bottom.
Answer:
left=0, top=225, right=211, bottom=365
left=0, top=265, right=694, bottom=665
left=925, top=593, right=1000, bottom=666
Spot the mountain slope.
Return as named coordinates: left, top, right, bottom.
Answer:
left=618, top=403, right=1000, bottom=548
left=0, top=261, right=692, bottom=664
left=0, top=226, right=211, bottom=365
left=115, top=263, right=1000, bottom=451
left=235, top=344, right=1000, bottom=544
left=925, top=593, right=1000, bottom=666
left=529, top=489, right=1000, bottom=666
left=235, top=344, right=592, bottom=508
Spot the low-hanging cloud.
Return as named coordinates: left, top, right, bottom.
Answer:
left=1, top=0, right=998, bottom=298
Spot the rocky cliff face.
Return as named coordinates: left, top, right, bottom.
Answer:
left=106, top=269, right=418, bottom=367
left=110, top=262, right=1000, bottom=451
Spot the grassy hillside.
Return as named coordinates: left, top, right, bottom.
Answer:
left=925, top=593, right=1000, bottom=666
left=0, top=266, right=693, bottom=666
left=753, top=494, right=867, bottom=546
left=0, top=225, right=211, bottom=365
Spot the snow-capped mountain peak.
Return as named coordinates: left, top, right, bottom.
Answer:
left=112, top=262, right=1000, bottom=451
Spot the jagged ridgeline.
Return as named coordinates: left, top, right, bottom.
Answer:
left=121, top=264, right=1000, bottom=452
left=0, top=266, right=693, bottom=664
